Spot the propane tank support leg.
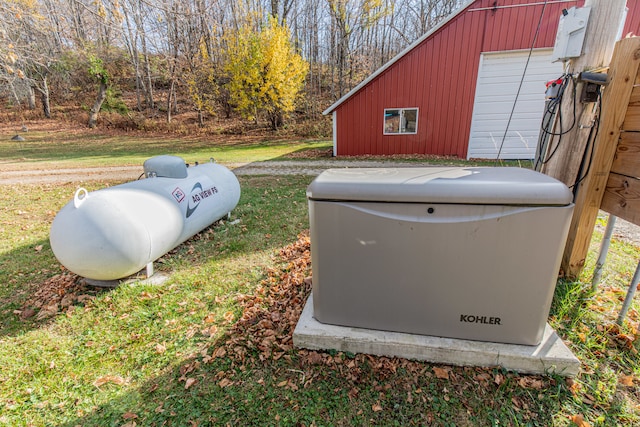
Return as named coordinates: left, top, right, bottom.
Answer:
left=592, top=214, right=616, bottom=291
left=617, top=259, right=640, bottom=326
left=146, top=262, right=154, bottom=278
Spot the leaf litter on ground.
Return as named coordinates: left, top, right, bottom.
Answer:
left=14, top=230, right=636, bottom=425
left=188, top=231, right=563, bottom=423
left=17, top=271, right=103, bottom=321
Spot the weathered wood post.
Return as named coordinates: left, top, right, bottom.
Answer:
left=541, top=0, right=627, bottom=188
left=540, top=0, right=631, bottom=278
left=559, top=38, right=640, bottom=277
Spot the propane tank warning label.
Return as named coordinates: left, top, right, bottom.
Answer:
left=172, top=187, right=186, bottom=203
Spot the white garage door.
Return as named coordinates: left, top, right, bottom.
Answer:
left=467, top=49, right=563, bottom=160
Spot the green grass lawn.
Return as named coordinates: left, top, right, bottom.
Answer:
left=0, top=126, right=332, bottom=170
left=0, top=130, right=638, bottom=426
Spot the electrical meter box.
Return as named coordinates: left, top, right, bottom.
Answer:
left=307, top=167, right=574, bottom=346
left=552, top=6, right=591, bottom=62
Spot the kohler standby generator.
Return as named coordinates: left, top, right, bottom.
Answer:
left=307, top=167, right=574, bottom=346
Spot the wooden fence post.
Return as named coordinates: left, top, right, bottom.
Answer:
left=561, top=38, right=640, bottom=277
left=541, top=0, right=627, bottom=187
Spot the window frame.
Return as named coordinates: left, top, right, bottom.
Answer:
left=383, top=108, right=419, bottom=135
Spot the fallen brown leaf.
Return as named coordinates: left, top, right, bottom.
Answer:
left=582, top=393, right=595, bottom=405
left=566, top=378, right=580, bottom=395
left=518, top=377, right=544, bottom=390
left=223, top=311, right=235, bottom=323
left=93, top=375, right=126, bottom=387
left=218, top=378, right=234, bottom=388
left=614, top=333, right=635, bottom=349
left=139, top=291, right=152, bottom=300
left=184, top=378, right=197, bottom=390
left=570, top=414, right=592, bottom=427
left=474, top=372, right=491, bottom=382
left=19, top=308, right=35, bottom=319
left=212, top=347, right=226, bottom=358
left=372, top=403, right=383, bottom=412
left=348, top=387, right=359, bottom=401
left=433, top=366, right=450, bottom=380
left=202, top=325, right=218, bottom=337
left=36, top=303, right=59, bottom=320
left=619, top=374, right=635, bottom=387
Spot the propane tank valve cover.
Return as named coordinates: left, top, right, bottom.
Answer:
left=144, top=155, right=188, bottom=178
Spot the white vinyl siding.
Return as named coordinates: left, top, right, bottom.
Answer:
left=467, top=49, right=563, bottom=159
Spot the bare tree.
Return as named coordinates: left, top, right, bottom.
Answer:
left=0, top=0, right=62, bottom=117
left=120, top=0, right=156, bottom=111
left=0, top=0, right=465, bottom=127
left=269, top=0, right=295, bottom=23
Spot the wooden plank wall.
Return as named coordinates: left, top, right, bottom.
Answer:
left=601, top=75, right=640, bottom=226
left=559, top=37, right=640, bottom=278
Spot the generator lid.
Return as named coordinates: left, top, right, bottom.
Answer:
left=307, top=167, right=573, bottom=206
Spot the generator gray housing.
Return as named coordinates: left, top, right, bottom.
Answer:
left=307, top=167, right=574, bottom=346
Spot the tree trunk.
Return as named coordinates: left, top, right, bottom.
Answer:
left=167, top=78, right=175, bottom=123
left=131, top=0, right=154, bottom=111
left=88, top=81, right=108, bottom=128
left=41, top=92, right=51, bottom=119
left=27, top=86, right=36, bottom=110
left=173, top=88, right=178, bottom=114
left=123, top=11, right=143, bottom=111
left=267, top=108, right=283, bottom=130
left=42, top=93, right=51, bottom=119
left=36, top=77, right=52, bottom=118
left=143, top=52, right=155, bottom=110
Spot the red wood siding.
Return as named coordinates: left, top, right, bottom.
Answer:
left=626, top=1, right=640, bottom=35
left=334, top=0, right=596, bottom=157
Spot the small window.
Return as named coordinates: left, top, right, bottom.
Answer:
left=384, top=108, right=418, bottom=135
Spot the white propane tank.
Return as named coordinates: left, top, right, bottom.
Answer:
left=49, top=155, right=241, bottom=281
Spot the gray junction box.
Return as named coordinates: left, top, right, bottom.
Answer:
left=307, top=167, right=574, bottom=346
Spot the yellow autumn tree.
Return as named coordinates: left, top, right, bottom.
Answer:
left=185, top=37, right=218, bottom=126
left=224, top=23, right=263, bottom=124
left=225, top=16, right=308, bottom=130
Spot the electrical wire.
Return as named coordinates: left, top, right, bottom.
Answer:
left=495, top=0, right=549, bottom=164
left=533, top=72, right=580, bottom=169
left=570, top=94, right=602, bottom=191
left=540, top=74, right=576, bottom=137
left=533, top=84, right=562, bottom=170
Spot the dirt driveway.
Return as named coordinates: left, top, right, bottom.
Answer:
left=2, top=160, right=639, bottom=247
left=0, top=159, right=407, bottom=185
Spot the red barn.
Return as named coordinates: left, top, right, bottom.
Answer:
left=323, top=0, right=640, bottom=159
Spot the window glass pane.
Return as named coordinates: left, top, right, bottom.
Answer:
left=403, top=109, right=417, bottom=133
left=384, top=110, right=400, bottom=133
